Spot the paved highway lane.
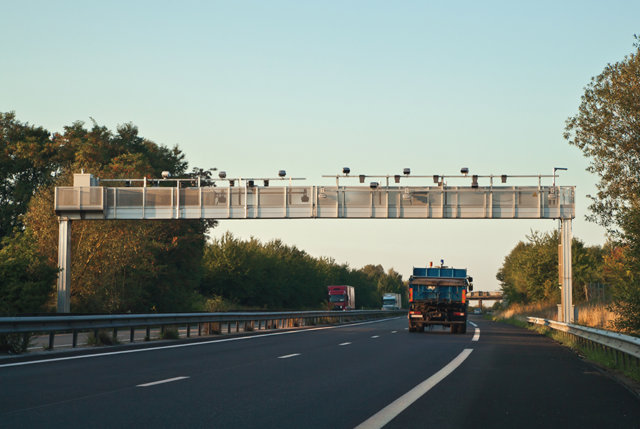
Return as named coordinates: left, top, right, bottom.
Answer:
left=1, top=316, right=638, bottom=428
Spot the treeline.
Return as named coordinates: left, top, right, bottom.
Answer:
left=201, top=233, right=405, bottom=310
left=497, top=231, right=605, bottom=305
left=0, top=112, right=404, bottom=315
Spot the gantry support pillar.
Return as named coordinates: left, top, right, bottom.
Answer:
left=57, top=217, right=71, bottom=313
left=560, top=218, right=573, bottom=323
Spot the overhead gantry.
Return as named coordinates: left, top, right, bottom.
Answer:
left=54, top=170, right=576, bottom=322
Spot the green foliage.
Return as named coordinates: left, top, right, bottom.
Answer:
left=201, top=233, right=405, bottom=310
left=0, top=333, right=33, bottom=354
left=0, top=114, right=215, bottom=312
left=87, top=330, right=119, bottom=346
left=497, top=231, right=604, bottom=305
left=0, top=112, right=62, bottom=240
left=161, top=326, right=180, bottom=340
left=0, top=230, right=57, bottom=314
left=564, top=36, right=640, bottom=234
left=564, top=36, right=640, bottom=336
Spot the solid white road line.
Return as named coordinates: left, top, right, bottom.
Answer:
left=278, top=353, right=300, bottom=359
left=468, top=321, right=478, bottom=328
left=355, top=348, right=473, bottom=429
left=371, top=335, right=380, bottom=339
left=339, top=342, right=352, bottom=346
left=137, top=376, right=189, bottom=387
left=0, top=317, right=403, bottom=368
left=472, top=328, right=480, bottom=342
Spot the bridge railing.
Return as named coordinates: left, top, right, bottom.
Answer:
left=527, top=317, right=640, bottom=372
left=0, top=310, right=405, bottom=351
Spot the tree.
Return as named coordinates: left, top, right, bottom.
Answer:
left=564, top=36, right=640, bottom=234
left=23, top=119, right=213, bottom=313
left=0, top=229, right=58, bottom=314
left=0, top=112, right=64, bottom=240
left=497, top=231, right=603, bottom=305
left=564, top=36, right=640, bottom=333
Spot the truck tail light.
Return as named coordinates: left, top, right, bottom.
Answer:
left=453, top=312, right=465, bottom=316
left=462, top=289, right=466, bottom=304
left=409, top=288, right=413, bottom=302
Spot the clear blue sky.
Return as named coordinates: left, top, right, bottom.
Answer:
left=2, top=1, right=639, bottom=291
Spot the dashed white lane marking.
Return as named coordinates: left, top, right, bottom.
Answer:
left=391, top=331, right=398, bottom=334
left=278, top=353, right=300, bottom=359
left=404, top=328, right=408, bottom=330
left=371, top=335, right=380, bottom=339
left=355, top=349, right=473, bottom=429
left=0, top=317, right=403, bottom=368
left=137, top=376, right=189, bottom=387
left=339, top=342, right=352, bottom=346
left=472, top=328, right=480, bottom=342
left=469, top=321, right=478, bottom=328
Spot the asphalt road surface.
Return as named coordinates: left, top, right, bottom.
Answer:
left=1, top=316, right=638, bottom=428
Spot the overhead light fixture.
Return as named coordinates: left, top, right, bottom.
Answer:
left=472, top=175, right=478, bottom=188
left=461, top=167, right=469, bottom=176
left=218, top=171, right=227, bottom=179
left=394, top=175, right=400, bottom=184
left=501, top=175, right=507, bottom=183
left=248, top=180, right=254, bottom=187
left=359, top=175, right=365, bottom=183
left=370, top=182, right=379, bottom=189
left=343, top=167, right=350, bottom=175
left=278, top=170, right=286, bottom=178
left=433, top=175, right=439, bottom=184
left=403, top=168, right=411, bottom=175
left=263, top=180, right=269, bottom=187
left=229, top=180, right=235, bottom=187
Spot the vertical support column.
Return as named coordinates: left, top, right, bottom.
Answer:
left=57, top=217, right=71, bottom=313
left=561, top=218, right=573, bottom=323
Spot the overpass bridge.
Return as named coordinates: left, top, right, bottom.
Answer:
left=467, top=291, right=504, bottom=310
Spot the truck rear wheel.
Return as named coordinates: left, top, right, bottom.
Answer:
left=450, top=324, right=457, bottom=334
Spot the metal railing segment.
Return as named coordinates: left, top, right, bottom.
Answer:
left=0, top=310, right=406, bottom=350
left=527, top=317, right=640, bottom=368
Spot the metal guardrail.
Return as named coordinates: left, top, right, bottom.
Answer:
left=0, top=310, right=406, bottom=350
left=527, top=317, right=640, bottom=369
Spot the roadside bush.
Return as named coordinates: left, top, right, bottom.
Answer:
left=87, top=330, right=119, bottom=346
left=0, top=333, right=32, bottom=354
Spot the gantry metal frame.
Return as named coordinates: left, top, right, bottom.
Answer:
left=54, top=172, right=575, bottom=322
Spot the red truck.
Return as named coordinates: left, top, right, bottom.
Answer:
left=328, top=285, right=355, bottom=311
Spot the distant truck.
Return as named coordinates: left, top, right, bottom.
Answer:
left=328, top=285, right=355, bottom=311
left=408, top=266, right=473, bottom=334
left=381, top=293, right=402, bottom=310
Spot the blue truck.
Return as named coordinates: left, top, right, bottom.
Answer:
left=408, top=266, right=473, bottom=334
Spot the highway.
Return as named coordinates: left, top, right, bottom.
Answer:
left=1, top=316, right=638, bottom=428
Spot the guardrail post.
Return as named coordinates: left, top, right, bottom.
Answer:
left=48, top=332, right=55, bottom=349
left=72, top=330, right=78, bottom=348
left=186, top=324, right=191, bottom=337
left=145, top=326, right=151, bottom=340
left=112, top=328, right=118, bottom=342
left=198, top=323, right=202, bottom=336
left=130, top=327, right=135, bottom=343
